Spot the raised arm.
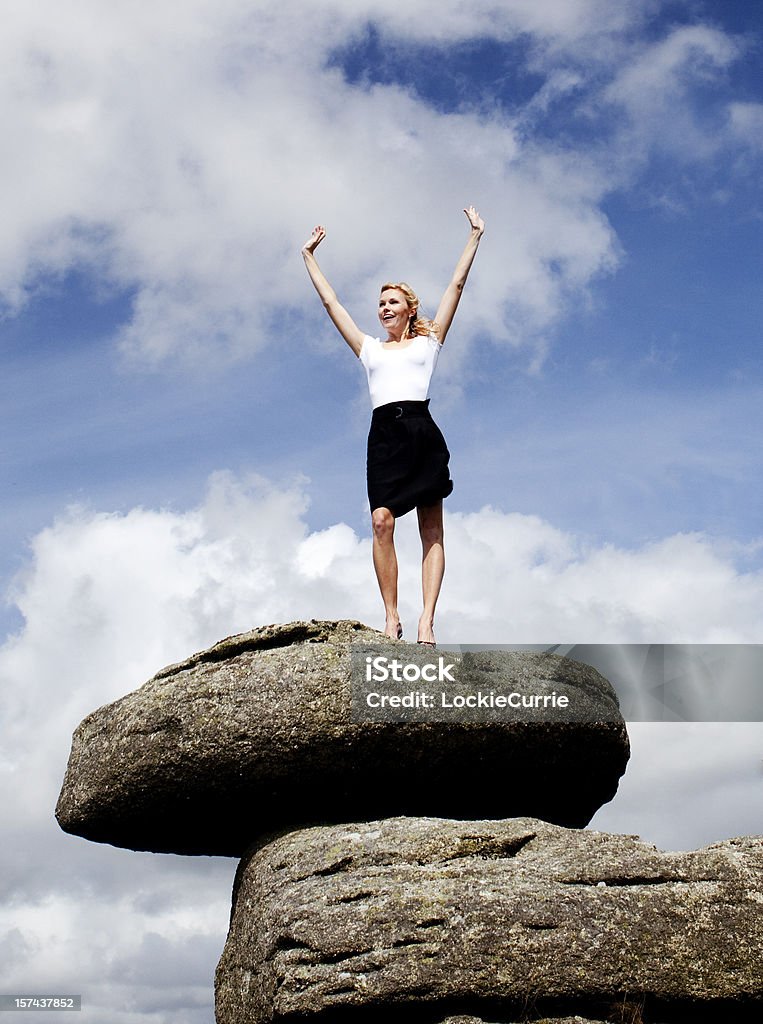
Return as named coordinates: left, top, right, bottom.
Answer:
left=434, top=206, right=485, bottom=344
left=301, top=226, right=365, bottom=357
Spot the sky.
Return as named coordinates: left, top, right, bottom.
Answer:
left=0, top=0, right=762, bottom=1020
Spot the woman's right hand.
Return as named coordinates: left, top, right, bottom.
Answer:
left=464, top=205, right=484, bottom=236
left=302, top=225, right=326, bottom=255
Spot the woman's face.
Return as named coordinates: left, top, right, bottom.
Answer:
left=378, top=288, right=412, bottom=335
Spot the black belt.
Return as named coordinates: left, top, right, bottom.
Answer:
left=372, top=399, right=431, bottom=423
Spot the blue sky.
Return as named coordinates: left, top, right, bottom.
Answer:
left=2, top=0, right=762, bottom=617
left=1, top=2, right=762, bottom=1021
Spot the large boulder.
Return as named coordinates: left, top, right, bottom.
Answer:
left=215, top=817, right=763, bottom=1024
left=440, top=1020, right=608, bottom=1024
left=438, top=1019, right=608, bottom=1023
left=56, top=620, right=628, bottom=856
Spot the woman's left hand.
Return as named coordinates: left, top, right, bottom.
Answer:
left=464, top=205, right=484, bottom=235
left=302, top=224, right=326, bottom=255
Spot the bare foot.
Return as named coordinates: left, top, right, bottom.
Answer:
left=384, top=617, right=403, bottom=640
left=417, top=616, right=435, bottom=645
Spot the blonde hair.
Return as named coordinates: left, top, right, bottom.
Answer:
left=380, top=282, right=440, bottom=339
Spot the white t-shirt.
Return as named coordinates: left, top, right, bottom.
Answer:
left=358, top=333, right=442, bottom=410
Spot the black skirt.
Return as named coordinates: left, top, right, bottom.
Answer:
left=366, top=400, right=453, bottom=517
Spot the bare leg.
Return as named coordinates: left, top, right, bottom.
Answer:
left=371, top=506, right=400, bottom=638
left=416, top=501, right=444, bottom=644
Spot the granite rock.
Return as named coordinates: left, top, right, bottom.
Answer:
left=440, top=1019, right=608, bottom=1024
left=438, top=1018, right=609, bottom=1024
left=215, top=816, right=763, bottom=1023
left=56, top=620, right=628, bottom=855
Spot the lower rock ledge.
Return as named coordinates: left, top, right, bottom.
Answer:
left=441, top=1017, right=609, bottom=1024
left=214, top=817, right=763, bottom=1024
left=214, top=999, right=763, bottom=1024
left=438, top=1016, right=609, bottom=1024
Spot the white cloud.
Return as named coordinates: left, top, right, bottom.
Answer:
left=3, top=469, right=762, bottom=800
left=607, top=24, right=739, bottom=104
left=0, top=0, right=728, bottom=371
left=0, top=888, right=230, bottom=1024
left=2, top=469, right=762, bottom=1020
left=276, top=0, right=652, bottom=48
left=601, top=24, right=742, bottom=160
left=0, top=1, right=756, bottom=375
left=592, top=722, right=763, bottom=850
left=728, top=100, right=763, bottom=149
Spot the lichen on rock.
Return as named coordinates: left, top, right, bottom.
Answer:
left=55, top=620, right=629, bottom=856
left=215, top=816, right=763, bottom=1023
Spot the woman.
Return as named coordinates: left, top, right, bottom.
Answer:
left=302, top=205, right=484, bottom=644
